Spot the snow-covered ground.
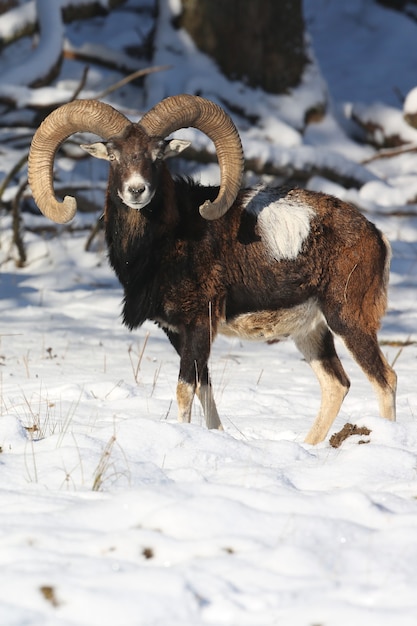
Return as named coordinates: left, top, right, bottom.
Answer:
left=1, top=1, right=417, bottom=624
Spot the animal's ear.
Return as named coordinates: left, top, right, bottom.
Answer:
left=163, top=139, right=191, bottom=159
left=80, top=142, right=109, bottom=160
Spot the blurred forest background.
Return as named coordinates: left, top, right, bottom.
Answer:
left=1, top=0, right=417, bottom=266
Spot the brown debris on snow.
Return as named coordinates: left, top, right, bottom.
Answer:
left=329, top=423, right=371, bottom=448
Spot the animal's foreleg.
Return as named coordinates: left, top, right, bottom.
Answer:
left=196, top=371, right=223, bottom=430
left=176, top=326, right=222, bottom=429
left=165, top=328, right=195, bottom=424
left=176, top=378, right=195, bottom=424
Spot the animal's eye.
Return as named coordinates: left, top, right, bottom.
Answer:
left=108, top=153, right=116, bottom=161
left=151, top=147, right=164, bottom=161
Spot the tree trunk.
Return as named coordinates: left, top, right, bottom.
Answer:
left=0, top=1, right=18, bottom=14
left=178, top=0, right=307, bottom=94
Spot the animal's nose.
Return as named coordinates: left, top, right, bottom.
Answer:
left=128, top=185, right=146, bottom=196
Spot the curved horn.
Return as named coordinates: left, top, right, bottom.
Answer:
left=28, top=99, right=130, bottom=223
left=139, top=94, right=244, bottom=220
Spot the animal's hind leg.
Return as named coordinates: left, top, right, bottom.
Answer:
left=294, top=323, right=350, bottom=445
left=340, top=328, right=397, bottom=422
left=322, top=229, right=396, bottom=425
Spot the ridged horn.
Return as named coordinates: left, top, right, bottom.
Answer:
left=139, top=94, right=244, bottom=220
left=28, top=99, right=130, bottom=223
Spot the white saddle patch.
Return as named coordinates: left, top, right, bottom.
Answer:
left=243, top=187, right=314, bottom=261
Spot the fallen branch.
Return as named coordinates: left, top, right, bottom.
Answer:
left=361, top=143, right=417, bottom=164
left=0, top=64, right=169, bottom=111
left=63, top=43, right=142, bottom=75
left=183, top=146, right=371, bottom=190
left=351, top=102, right=417, bottom=149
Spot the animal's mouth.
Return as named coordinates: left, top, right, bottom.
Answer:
left=118, top=188, right=155, bottom=211
left=122, top=199, right=144, bottom=210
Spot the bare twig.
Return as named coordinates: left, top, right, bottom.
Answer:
left=128, top=332, right=150, bottom=384
left=361, top=143, right=417, bottom=164
left=71, top=65, right=90, bottom=101
left=0, top=152, right=28, bottom=202
left=11, top=177, right=27, bottom=266
left=85, top=215, right=104, bottom=252
left=94, top=65, right=171, bottom=100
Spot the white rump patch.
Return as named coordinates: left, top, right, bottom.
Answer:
left=243, top=187, right=314, bottom=261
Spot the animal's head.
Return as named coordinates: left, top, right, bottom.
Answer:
left=28, top=95, right=244, bottom=223
left=80, top=125, right=190, bottom=211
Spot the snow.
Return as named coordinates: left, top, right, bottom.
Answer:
left=1, top=1, right=417, bottom=624
left=0, top=1, right=36, bottom=43
left=404, top=86, right=417, bottom=117
left=304, top=0, right=417, bottom=107
left=0, top=0, right=63, bottom=87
